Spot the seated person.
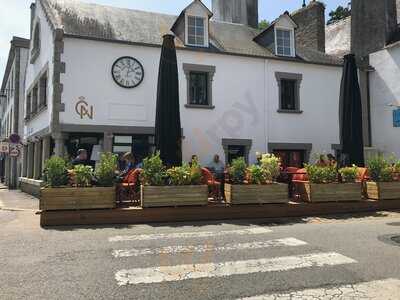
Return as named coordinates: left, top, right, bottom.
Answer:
left=119, top=152, right=136, bottom=179
left=189, top=155, right=199, bottom=167
left=208, top=154, right=225, bottom=180
left=71, top=149, right=90, bottom=167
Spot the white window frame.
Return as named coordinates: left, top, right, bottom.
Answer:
left=185, top=14, right=208, bottom=47
left=274, top=27, right=295, bottom=57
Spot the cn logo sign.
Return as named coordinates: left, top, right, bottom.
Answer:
left=75, top=96, right=94, bottom=120
left=393, top=109, right=400, bottom=128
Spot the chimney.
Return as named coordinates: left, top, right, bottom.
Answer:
left=351, top=0, right=397, bottom=58
left=30, top=2, right=36, bottom=38
left=212, top=0, right=259, bottom=28
left=291, top=1, right=326, bottom=52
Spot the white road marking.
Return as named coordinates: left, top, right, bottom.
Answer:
left=239, top=278, right=400, bottom=300
left=115, top=252, right=356, bottom=286
left=112, top=238, right=307, bottom=258
left=108, top=227, right=272, bottom=242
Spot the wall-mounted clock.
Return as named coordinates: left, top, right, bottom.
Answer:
left=112, top=56, right=144, bottom=88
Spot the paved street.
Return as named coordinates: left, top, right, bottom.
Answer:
left=1, top=192, right=400, bottom=299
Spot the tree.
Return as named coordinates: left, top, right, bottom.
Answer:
left=259, top=20, right=270, bottom=31
left=327, top=5, right=351, bottom=25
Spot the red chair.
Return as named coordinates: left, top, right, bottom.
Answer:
left=117, top=168, right=142, bottom=206
left=201, top=168, right=222, bottom=201
left=292, top=168, right=309, bottom=201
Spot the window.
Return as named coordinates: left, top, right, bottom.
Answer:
left=32, top=85, right=38, bottom=114
left=276, top=29, right=293, bottom=57
left=280, top=79, right=296, bottom=110
left=31, top=22, right=40, bottom=63
left=189, top=72, right=208, bottom=105
left=275, top=72, right=303, bottom=113
left=39, top=74, right=47, bottom=107
left=187, top=16, right=205, bottom=46
left=222, top=139, right=252, bottom=165
left=183, top=63, right=215, bottom=109
left=26, top=93, right=31, bottom=119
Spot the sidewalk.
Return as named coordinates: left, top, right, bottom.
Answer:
left=0, top=184, right=39, bottom=211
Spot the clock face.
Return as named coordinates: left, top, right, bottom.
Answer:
left=112, top=56, right=144, bottom=88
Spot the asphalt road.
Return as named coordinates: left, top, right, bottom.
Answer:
left=1, top=209, right=400, bottom=299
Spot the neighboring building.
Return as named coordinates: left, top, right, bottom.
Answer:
left=0, top=37, right=30, bottom=189
left=326, top=0, right=400, bottom=158
left=19, top=0, right=343, bottom=181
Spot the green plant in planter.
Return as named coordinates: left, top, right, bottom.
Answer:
left=43, top=156, right=69, bottom=187
left=305, top=164, right=337, bottom=184
left=95, top=152, right=118, bottom=187
left=367, top=155, right=393, bottom=182
left=167, top=164, right=191, bottom=186
left=260, top=153, right=281, bottom=182
left=189, top=159, right=202, bottom=185
left=229, top=157, right=247, bottom=184
left=339, top=165, right=358, bottom=183
left=74, top=165, right=93, bottom=187
left=140, top=152, right=167, bottom=186
left=247, top=165, right=267, bottom=184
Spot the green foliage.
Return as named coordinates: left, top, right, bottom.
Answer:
left=140, top=152, right=167, bottom=186
left=166, top=160, right=202, bottom=186
left=74, top=165, right=93, bottom=187
left=229, top=157, right=247, bottom=184
left=260, top=153, right=281, bottom=182
left=327, top=5, right=351, bottom=25
left=367, top=155, right=393, bottom=182
left=43, top=156, right=69, bottom=187
left=339, top=165, right=358, bottom=183
left=247, top=165, right=267, bottom=185
left=167, top=163, right=192, bottom=186
left=259, top=19, right=270, bottom=30
left=95, top=152, right=118, bottom=187
left=305, top=164, right=337, bottom=184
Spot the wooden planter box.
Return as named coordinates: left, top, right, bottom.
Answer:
left=225, top=183, right=289, bottom=205
left=40, top=187, right=116, bottom=211
left=299, top=182, right=362, bottom=203
left=141, top=185, right=208, bottom=208
left=366, top=181, right=400, bottom=200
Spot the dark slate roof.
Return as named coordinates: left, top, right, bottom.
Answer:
left=40, top=0, right=342, bottom=66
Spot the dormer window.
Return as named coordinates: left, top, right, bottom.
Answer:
left=276, top=29, right=293, bottom=56
left=187, top=15, right=206, bottom=46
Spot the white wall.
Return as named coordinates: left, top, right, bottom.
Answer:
left=24, top=0, right=54, bottom=138
left=61, top=37, right=342, bottom=166
left=266, top=60, right=342, bottom=160
left=370, top=45, right=400, bottom=157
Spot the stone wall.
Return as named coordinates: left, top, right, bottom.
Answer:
left=212, top=0, right=258, bottom=28
left=291, top=1, right=325, bottom=52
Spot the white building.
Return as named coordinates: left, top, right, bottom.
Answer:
left=0, top=37, right=30, bottom=189
left=326, top=0, right=400, bottom=159
left=19, top=0, right=343, bottom=181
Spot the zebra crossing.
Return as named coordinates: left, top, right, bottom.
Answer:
left=108, top=225, right=400, bottom=298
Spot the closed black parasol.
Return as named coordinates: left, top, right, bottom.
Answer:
left=339, top=54, right=364, bottom=167
left=155, top=34, right=182, bottom=167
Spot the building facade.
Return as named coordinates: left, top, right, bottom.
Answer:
left=0, top=37, right=30, bottom=189
left=17, top=0, right=344, bottom=182
left=326, top=0, right=400, bottom=158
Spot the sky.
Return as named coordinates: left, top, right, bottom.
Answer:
left=0, top=0, right=349, bottom=82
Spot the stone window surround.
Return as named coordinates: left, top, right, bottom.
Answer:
left=222, top=138, right=253, bottom=165
left=25, top=64, right=49, bottom=122
left=30, top=20, right=41, bottom=64
left=183, top=63, right=216, bottom=109
left=268, top=142, right=312, bottom=164
left=275, top=72, right=303, bottom=114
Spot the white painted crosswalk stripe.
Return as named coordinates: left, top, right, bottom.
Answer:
left=115, top=252, right=356, bottom=286
left=238, top=278, right=400, bottom=300
left=108, top=227, right=272, bottom=242
left=112, top=238, right=307, bottom=258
